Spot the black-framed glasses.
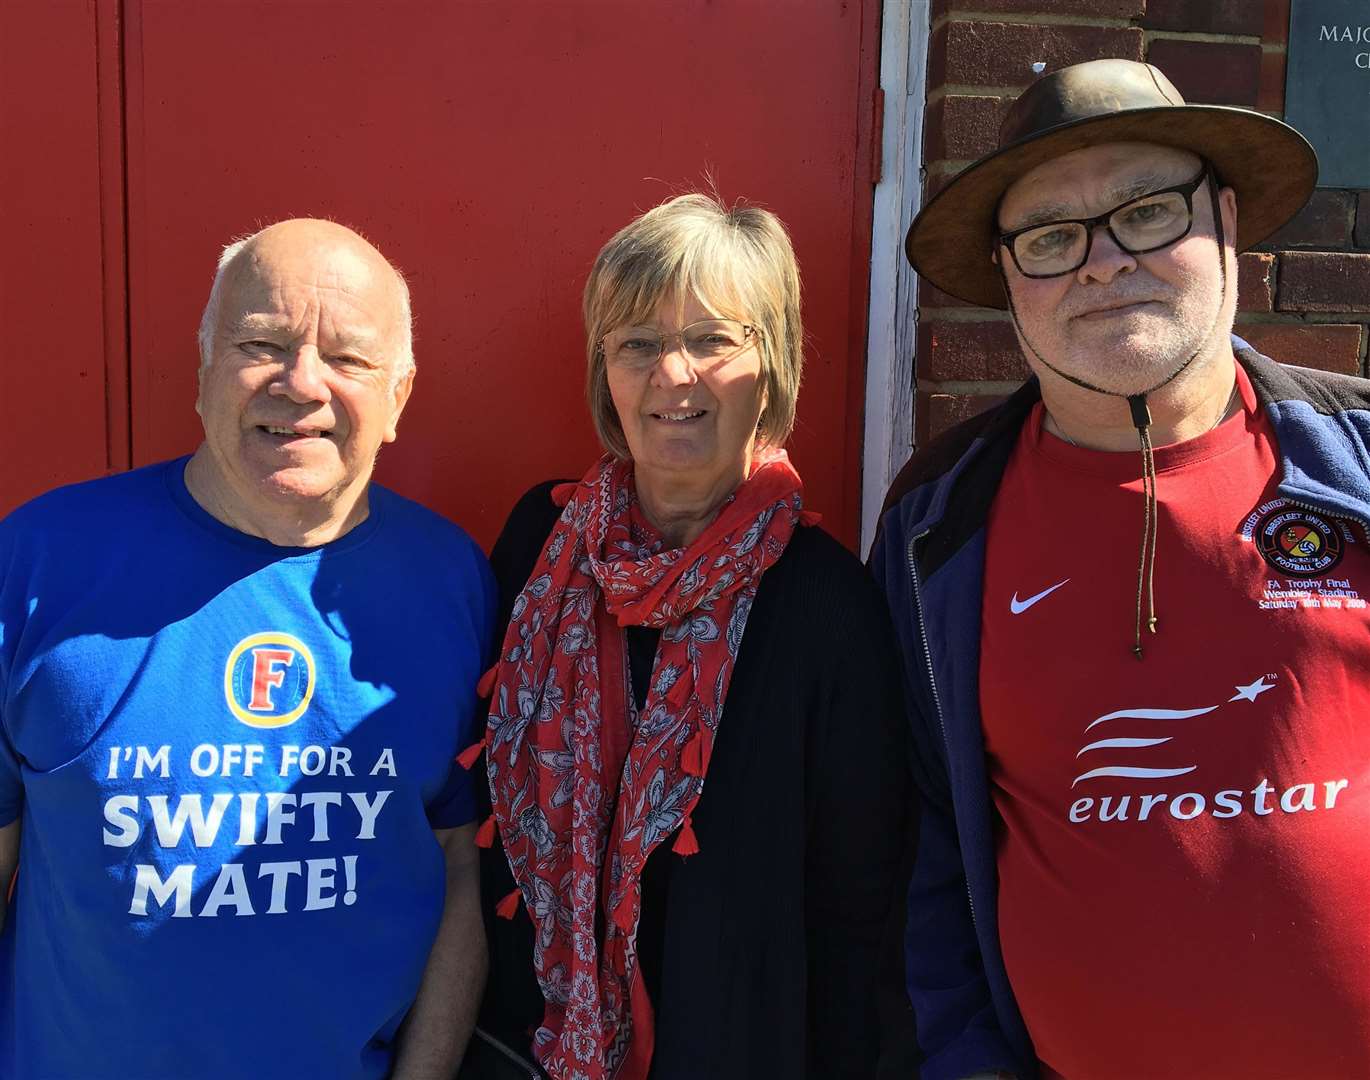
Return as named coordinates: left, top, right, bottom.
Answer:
left=598, top=319, right=759, bottom=367
left=997, top=165, right=1212, bottom=279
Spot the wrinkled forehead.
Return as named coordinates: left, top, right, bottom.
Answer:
left=997, top=141, right=1204, bottom=231
left=228, top=235, right=391, bottom=304
left=213, top=257, right=402, bottom=367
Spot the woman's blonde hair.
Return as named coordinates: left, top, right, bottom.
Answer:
left=582, top=192, right=803, bottom=459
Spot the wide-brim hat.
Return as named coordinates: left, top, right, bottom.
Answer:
left=905, top=58, right=1318, bottom=309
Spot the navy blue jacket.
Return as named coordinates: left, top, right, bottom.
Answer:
left=870, top=344, right=1370, bottom=1080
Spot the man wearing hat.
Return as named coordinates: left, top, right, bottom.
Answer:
left=873, top=59, right=1370, bottom=1077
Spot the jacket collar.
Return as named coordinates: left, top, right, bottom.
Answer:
left=1238, top=346, right=1370, bottom=527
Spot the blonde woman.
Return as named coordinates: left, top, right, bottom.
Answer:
left=472, top=194, right=909, bottom=1080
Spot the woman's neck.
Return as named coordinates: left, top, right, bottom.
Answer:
left=635, top=461, right=749, bottom=548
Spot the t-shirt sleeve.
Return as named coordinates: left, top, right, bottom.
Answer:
left=0, top=723, right=21, bottom=828
left=425, top=544, right=499, bottom=830
left=425, top=762, right=476, bottom=829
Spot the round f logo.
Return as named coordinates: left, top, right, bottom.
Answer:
left=224, top=632, right=316, bottom=728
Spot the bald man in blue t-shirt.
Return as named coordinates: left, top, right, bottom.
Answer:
left=0, top=219, right=495, bottom=1080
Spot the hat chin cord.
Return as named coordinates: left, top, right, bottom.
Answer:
left=998, top=181, right=1230, bottom=660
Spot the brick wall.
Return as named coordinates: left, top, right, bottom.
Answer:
left=916, top=0, right=1370, bottom=443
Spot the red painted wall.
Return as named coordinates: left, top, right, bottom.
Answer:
left=1, top=0, right=124, bottom=507
left=8, top=1, right=879, bottom=550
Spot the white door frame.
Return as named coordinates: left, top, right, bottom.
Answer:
left=861, top=0, right=929, bottom=554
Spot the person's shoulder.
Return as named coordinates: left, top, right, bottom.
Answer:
left=0, top=463, right=183, bottom=610
left=769, top=523, right=887, bottom=618
left=781, top=521, right=865, bottom=576
left=1239, top=345, right=1370, bottom=414
left=1, top=459, right=177, bottom=537
left=365, top=486, right=495, bottom=614
left=879, top=385, right=1040, bottom=518
left=502, top=480, right=568, bottom=538
left=491, top=480, right=572, bottom=563
left=753, top=524, right=900, bottom=679
left=370, top=484, right=485, bottom=557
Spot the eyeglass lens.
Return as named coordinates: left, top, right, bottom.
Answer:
left=603, top=320, right=751, bottom=366
left=1010, top=189, right=1194, bottom=277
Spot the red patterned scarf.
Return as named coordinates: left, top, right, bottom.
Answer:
left=484, top=449, right=805, bottom=1080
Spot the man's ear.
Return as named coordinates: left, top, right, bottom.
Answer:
left=383, top=367, right=416, bottom=444
left=1219, top=186, right=1238, bottom=247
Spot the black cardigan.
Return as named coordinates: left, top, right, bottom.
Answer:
left=478, top=482, right=917, bottom=1079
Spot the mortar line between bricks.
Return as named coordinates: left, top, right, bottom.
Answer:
left=926, top=84, right=1024, bottom=106
left=1143, top=29, right=1262, bottom=45
left=921, top=308, right=1012, bottom=322
left=1261, top=43, right=1288, bottom=53
left=1239, top=313, right=1370, bottom=325
left=925, top=380, right=1025, bottom=395
left=931, top=11, right=1135, bottom=31
left=927, top=159, right=975, bottom=179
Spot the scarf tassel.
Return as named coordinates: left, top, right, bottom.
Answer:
left=476, top=664, right=499, bottom=699
left=455, top=734, right=488, bottom=770
left=672, top=815, right=700, bottom=857
left=475, top=814, right=497, bottom=849
left=611, top=901, right=636, bottom=934
left=680, top=730, right=706, bottom=777
left=496, top=888, right=522, bottom=920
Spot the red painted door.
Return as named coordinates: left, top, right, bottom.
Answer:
left=1, top=0, right=127, bottom=509
left=8, top=1, right=879, bottom=550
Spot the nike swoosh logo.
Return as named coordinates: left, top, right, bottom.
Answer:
left=1010, top=578, right=1070, bottom=614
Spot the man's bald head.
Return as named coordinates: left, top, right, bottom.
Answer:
left=197, top=219, right=414, bottom=384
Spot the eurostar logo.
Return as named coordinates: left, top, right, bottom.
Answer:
left=1066, top=671, right=1351, bottom=826
left=1072, top=673, right=1278, bottom=787
left=223, top=632, right=316, bottom=729
left=1229, top=676, right=1276, bottom=703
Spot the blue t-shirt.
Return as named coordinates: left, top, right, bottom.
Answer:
left=0, top=459, right=495, bottom=1080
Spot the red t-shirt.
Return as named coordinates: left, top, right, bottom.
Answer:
left=981, top=364, right=1370, bottom=1078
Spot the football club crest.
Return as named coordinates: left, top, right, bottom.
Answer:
left=1254, top=503, right=1344, bottom=576
left=224, top=632, right=316, bottom=728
